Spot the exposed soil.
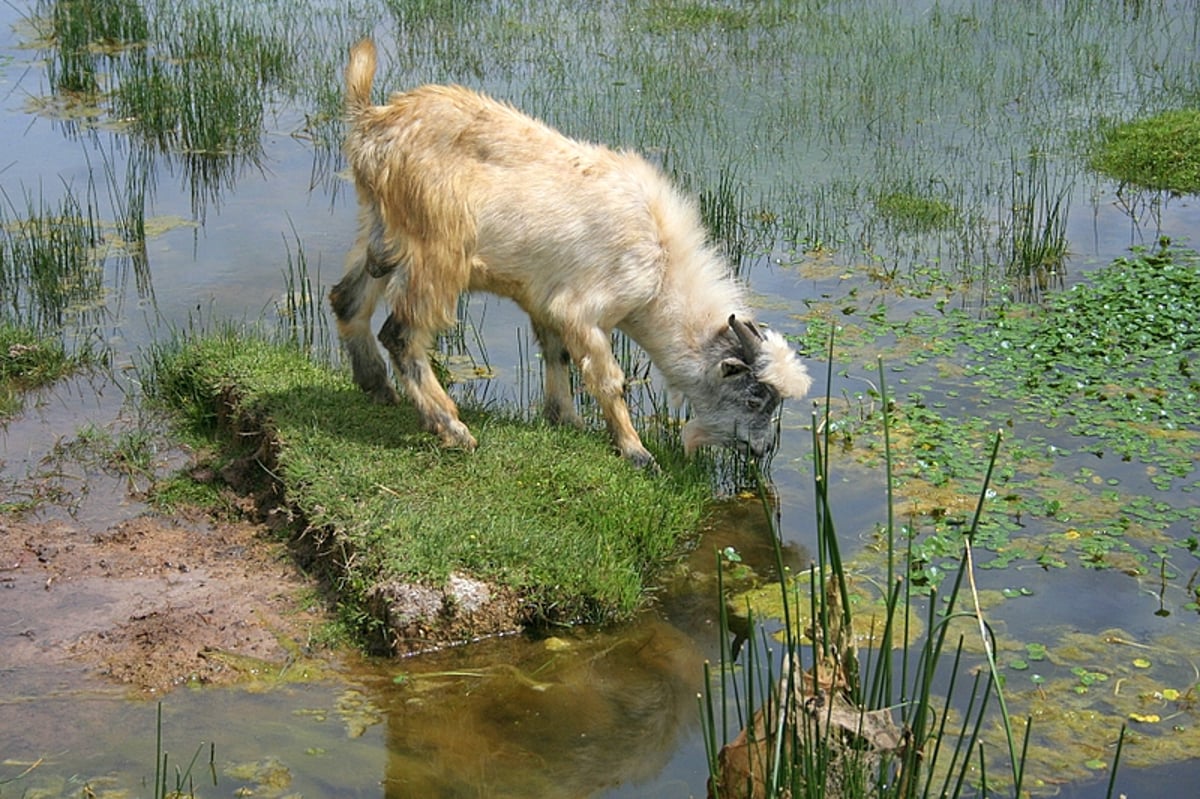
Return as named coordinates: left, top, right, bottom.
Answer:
left=0, top=506, right=333, bottom=695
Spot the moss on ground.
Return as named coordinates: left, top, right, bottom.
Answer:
left=147, top=331, right=710, bottom=650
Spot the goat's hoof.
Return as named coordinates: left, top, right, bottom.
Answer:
left=438, top=422, right=478, bottom=452
left=625, top=447, right=660, bottom=473
left=367, top=384, right=400, bottom=405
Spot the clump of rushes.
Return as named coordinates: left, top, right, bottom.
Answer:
left=0, top=186, right=105, bottom=330
left=1091, top=109, right=1200, bottom=194
left=39, top=0, right=148, bottom=95
left=142, top=330, right=710, bottom=647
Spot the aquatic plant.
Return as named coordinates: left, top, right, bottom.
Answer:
left=39, top=0, right=148, bottom=95
left=1091, top=110, right=1200, bottom=195
left=0, top=185, right=106, bottom=331
left=874, top=190, right=959, bottom=234
left=703, top=361, right=1131, bottom=797
left=0, top=323, right=76, bottom=417
left=1002, top=151, right=1070, bottom=301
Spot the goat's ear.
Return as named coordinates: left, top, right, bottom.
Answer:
left=719, top=357, right=752, bottom=378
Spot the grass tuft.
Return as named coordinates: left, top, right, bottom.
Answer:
left=0, top=323, right=78, bottom=417
left=874, top=190, right=959, bottom=234
left=1091, top=109, right=1200, bottom=194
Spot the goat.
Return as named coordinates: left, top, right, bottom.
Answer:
left=329, top=38, right=812, bottom=469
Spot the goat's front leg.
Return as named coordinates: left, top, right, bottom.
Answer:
left=532, top=322, right=583, bottom=429
left=378, top=313, right=477, bottom=451
left=562, top=324, right=655, bottom=470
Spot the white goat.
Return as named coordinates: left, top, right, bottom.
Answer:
left=329, top=38, right=812, bottom=468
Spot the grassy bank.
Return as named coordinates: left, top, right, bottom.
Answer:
left=144, top=330, right=710, bottom=651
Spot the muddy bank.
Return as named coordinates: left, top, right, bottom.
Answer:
left=0, top=509, right=332, bottom=694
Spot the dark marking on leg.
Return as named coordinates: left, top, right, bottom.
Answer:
left=364, top=212, right=400, bottom=278
left=378, top=313, right=424, bottom=387
left=346, top=336, right=397, bottom=404
left=532, top=321, right=582, bottom=428
left=330, top=271, right=367, bottom=322
left=543, top=396, right=570, bottom=426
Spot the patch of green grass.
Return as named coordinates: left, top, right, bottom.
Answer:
left=143, top=330, right=710, bottom=641
left=1091, top=109, right=1200, bottom=194
left=639, top=0, right=755, bottom=34
left=874, top=190, right=959, bottom=233
left=0, top=323, right=77, bottom=417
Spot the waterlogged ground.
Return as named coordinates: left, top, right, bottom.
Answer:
left=3, top=0, right=1200, bottom=796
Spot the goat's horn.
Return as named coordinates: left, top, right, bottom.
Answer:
left=728, top=314, right=764, bottom=360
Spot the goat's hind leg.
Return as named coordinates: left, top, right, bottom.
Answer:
left=329, top=240, right=398, bottom=405
left=378, top=313, right=477, bottom=451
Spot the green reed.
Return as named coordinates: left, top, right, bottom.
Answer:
left=277, top=227, right=332, bottom=363
left=40, top=0, right=148, bottom=95
left=1003, top=151, right=1071, bottom=302
left=0, top=184, right=106, bottom=331
left=152, top=702, right=213, bottom=799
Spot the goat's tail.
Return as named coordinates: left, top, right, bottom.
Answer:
left=345, top=37, right=377, bottom=115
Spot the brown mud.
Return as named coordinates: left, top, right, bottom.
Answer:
left=0, top=506, right=332, bottom=694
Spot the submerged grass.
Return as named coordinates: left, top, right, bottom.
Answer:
left=143, top=329, right=710, bottom=644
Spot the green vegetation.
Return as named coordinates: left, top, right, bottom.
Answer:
left=0, top=323, right=76, bottom=417
left=144, top=331, right=709, bottom=644
left=0, top=186, right=106, bottom=330
left=802, top=245, right=1200, bottom=583
left=775, top=247, right=1200, bottom=789
left=1003, top=151, right=1070, bottom=299
left=874, top=190, right=959, bottom=234
left=0, top=187, right=105, bottom=417
left=703, top=367, right=1140, bottom=797
left=1091, top=110, right=1200, bottom=194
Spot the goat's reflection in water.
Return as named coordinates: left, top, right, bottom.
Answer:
left=380, top=618, right=702, bottom=798
left=376, top=497, right=806, bottom=797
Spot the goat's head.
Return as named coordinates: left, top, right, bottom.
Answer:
left=683, top=315, right=812, bottom=458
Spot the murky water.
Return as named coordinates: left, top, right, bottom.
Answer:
left=4, top=0, right=1200, bottom=796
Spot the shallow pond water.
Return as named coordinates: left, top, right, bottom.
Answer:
left=3, top=0, right=1200, bottom=796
